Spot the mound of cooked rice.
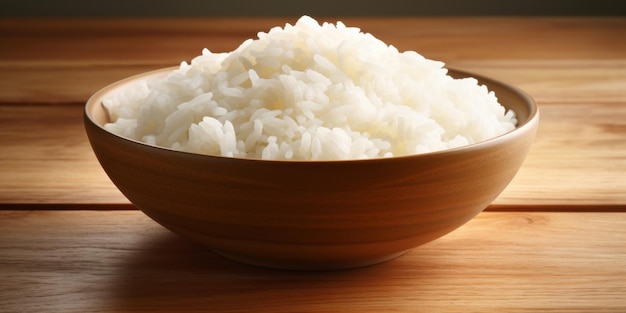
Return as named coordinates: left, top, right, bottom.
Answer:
left=103, top=16, right=516, bottom=160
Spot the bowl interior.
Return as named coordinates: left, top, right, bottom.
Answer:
left=86, top=67, right=537, bottom=145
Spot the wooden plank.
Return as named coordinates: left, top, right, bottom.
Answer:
left=1, top=102, right=624, bottom=207
left=1, top=18, right=625, bottom=105
left=497, top=102, right=626, bottom=206
left=0, top=17, right=624, bottom=207
left=0, top=18, right=284, bottom=63
left=1, top=17, right=625, bottom=62
left=2, top=63, right=625, bottom=104
left=0, top=64, right=164, bottom=104
left=450, top=62, right=626, bottom=104
left=1, top=210, right=625, bottom=312
left=0, top=105, right=128, bottom=204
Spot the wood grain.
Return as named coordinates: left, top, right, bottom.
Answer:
left=2, top=18, right=626, bottom=104
left=2, top=63, right=625, bottom=104
left=1, top=17, right=626, bottom=312
left=0, top=105, right=128, bottom=204
left=1, top=210, right=625, bottom=312
left=1, top=18, right=625, bottom=206
left=2, top=102, right=624, bottom=207
left=1, top=17, right=625, bottom=62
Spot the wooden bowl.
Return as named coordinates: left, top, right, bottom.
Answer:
left=84, top=68, right=539, bottom=270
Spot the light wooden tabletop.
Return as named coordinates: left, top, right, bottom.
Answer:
left=1, top=17, right=625, bottom=312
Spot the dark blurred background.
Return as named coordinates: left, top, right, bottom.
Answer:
left=1, top=0, right=625, bottom=16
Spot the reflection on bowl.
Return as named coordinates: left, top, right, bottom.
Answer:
left=84, top=68, right=538, bottom=270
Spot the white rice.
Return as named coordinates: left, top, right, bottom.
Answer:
left=103, top=15, right=516, bottom=161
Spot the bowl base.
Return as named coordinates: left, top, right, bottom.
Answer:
left=212, top=249, right=410, bottom=271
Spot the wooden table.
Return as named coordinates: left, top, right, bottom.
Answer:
left=1, top=17, right=625, bottom=312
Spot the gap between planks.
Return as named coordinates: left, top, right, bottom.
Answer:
left=2, top=203, right=626, bottom=212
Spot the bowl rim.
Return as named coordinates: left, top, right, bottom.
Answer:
left=85, top=67, right=539, bottom=165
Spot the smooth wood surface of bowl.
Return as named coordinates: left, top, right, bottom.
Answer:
left=84, top=68, right=539, bottom=270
